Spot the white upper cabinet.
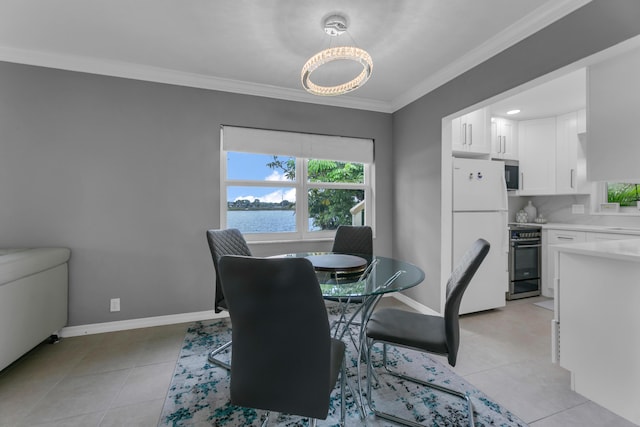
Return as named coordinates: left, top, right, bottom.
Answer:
left=556, top=111, right=589, bottom=194
left=452, top=108, right=490, bottom=156
left=517, top=111, right=589, bottom=196
left=491, top=117, right=518, bottom=160
left=518, top=117, right=557, bottom=195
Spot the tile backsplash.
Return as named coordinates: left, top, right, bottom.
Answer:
left=508, top=194, right=640, bottom=228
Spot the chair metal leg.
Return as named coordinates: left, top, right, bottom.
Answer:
left=260, top=411, right=269, bottom=427
left=364, top=341, right=475, bottom=427
left=340, top=358, right=346, bottom=426
left=207, top=340, right=232, bottom=370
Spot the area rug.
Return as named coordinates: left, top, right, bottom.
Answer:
left=159, top=303, right=528, bottom=426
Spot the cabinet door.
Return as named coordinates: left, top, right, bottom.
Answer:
left=451, top=116, right=465, bottom=152
left=518, top=118, right=556, bottom=195
left=556, top=112, right=589, bottom=194
left=465, top=109, right=490, bottom=154
left=491, top=119, right=500, bottom=157
left=556, top=112, right=579, bottom=194
left=546, top=229, right=586, bottom=292
left=501, top=119, right=518, bottom=160
left=491, top=118, right=518, bottom=160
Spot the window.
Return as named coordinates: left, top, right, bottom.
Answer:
left=221, top=126, right=374, bottom=241
left=594, top=181, right=640, bottom=214
left=607, top=182, right=640, bottom=207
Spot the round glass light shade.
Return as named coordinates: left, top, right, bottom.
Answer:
left=301, top=46, right=373, bottom=96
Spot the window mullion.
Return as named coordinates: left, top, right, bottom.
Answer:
left=298, top=158, right=307, bottom=235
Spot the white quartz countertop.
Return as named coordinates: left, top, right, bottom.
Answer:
left=510, top=222, right=640, bottom=235
left=554, top=238, right=640, bottom=262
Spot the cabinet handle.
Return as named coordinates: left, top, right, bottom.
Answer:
left=499, top=136, right=503, bottom=153
left=570, top=169, right=575, bottom=189
left=463, top=123, right=467, bottom=145
left=520, top=172, right=523, bottom=190
left=468, top=124, right=472, bottom=145
left=557, top=236, right=574, bottom=241
left=503, top=136, right=507, bottom=153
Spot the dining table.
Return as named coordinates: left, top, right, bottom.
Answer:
left=272, top=251, right=425, bottom=343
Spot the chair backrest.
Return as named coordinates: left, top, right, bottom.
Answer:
left=206, top=228, right=252, bottom=313
left=443, top=238, right=490, bottom=366
left=331, top=225, right=373, bottom=255
left=218, top=255, right=333, bottom=419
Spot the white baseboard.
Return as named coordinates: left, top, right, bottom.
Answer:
left=60, top=310, right=229, bottom=338
left=60, top=294, right=436, bottom=338
left=389, top=293, right=441, bottom=316
left=389, top=292, right=441, bottom=316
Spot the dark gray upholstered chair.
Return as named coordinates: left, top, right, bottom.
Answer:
left=331, top=225, right=373, bottom=256
left=205, top=228, right=252, bottom=369
left=327, top=225, right=373, bottom=343
left=218, top=255, right=346, bottom=427
left=361, top=238, right=490, bottom=427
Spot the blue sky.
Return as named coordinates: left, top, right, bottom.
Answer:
left=226, top=152, right=296, bottom=203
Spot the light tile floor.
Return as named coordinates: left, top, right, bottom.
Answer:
left=0, top=296, right=636, bottom=426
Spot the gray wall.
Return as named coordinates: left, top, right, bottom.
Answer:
left=0, top=64, right=392, bottom=326
left=392, top=0, right=640, bottom=311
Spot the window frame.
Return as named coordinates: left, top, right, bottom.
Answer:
left=220, top=130, right=374, bottom=242
left=593, top=181, right=640, bottom=215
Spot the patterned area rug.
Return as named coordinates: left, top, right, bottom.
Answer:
left=159, top=303, right=528, bottom=426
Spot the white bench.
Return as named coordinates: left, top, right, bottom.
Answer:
left=0, top=248, right=70, bottom=371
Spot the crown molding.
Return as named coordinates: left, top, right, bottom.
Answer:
left=390, top=0, right=592, bottom=112
left=0, top=0, right=589, bottom=115
left=0, top=46, right=393, bottom=113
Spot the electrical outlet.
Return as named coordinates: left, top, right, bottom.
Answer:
left=110, top=298, right=120, bottom=312
left=572, top=204, right=585, bottom=214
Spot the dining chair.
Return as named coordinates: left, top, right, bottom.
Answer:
left=205, top=228, right=252, bottom=370
left=331, top=225, right=373, bottom=256
left=218, top=255, right=346, bottom=426
left=327, top=225, right=373, bottom=345
left=360, top=238, right=490, bottom=427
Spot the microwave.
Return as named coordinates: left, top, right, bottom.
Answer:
left=505, top=165, right=519, bottom=190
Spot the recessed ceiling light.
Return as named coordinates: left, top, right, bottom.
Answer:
left=506, top=109, right=521, bottom=115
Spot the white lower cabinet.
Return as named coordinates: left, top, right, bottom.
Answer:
left=585, top=232, right=638, bottom=242
left=544, top=229, right=586, bottom=297
left=543, top=228, right=640, bottom=297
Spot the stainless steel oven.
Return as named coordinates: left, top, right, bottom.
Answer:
left=508, top=225, right=541, bottom=300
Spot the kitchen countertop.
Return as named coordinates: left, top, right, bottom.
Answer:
left=509, top=222, right=640, bottom=235
left=553, top=238, right=640, bottom=262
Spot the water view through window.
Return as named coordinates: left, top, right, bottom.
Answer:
left=225, top=151, right=366, bottom=234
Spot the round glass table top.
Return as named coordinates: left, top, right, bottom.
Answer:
left=275, top=252, right=425, bottom=298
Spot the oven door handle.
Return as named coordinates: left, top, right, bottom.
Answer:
left=513, top=243, right=542, bottom=248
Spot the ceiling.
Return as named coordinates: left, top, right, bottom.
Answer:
left=489, top=68, right=586, bottom=120
left=0, top=0, right=591, bottom=113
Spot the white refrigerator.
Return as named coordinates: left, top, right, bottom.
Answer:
left=452, top=157, right=509, bottom=314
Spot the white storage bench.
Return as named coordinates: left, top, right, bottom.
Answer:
left=0, top=248, right=71, bottom=371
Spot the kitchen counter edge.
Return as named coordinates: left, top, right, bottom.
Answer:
left=509, top=222, right=640, bottom=235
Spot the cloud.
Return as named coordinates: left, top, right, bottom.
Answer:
left=265, top=170, right=289, bottom=181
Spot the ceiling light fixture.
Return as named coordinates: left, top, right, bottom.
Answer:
left=506, top=109, right=521, bottom=115
left=301, top=14, right=373, bottom=96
